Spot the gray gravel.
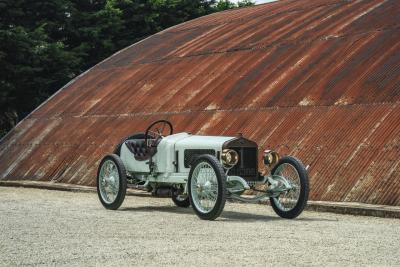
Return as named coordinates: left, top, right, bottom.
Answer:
left=0, top=187, right=399, bottom=266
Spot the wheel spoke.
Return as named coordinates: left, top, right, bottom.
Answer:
left=99, top=160, right=120, bottom=204
left=190, top=161, right=219, bottom=213
left=273, top=163, right=301, bottom=211
left=160, top=123, right=165, bottom=135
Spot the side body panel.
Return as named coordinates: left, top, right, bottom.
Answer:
left=175, top=135, right=234, bottom=173
left=154, top=132, right=192, bottom=173
left=120, top=143, right=149, bottom=173
left=121, top=132, right=192, bottom=173
left=121, top=133, right=235, bottom=184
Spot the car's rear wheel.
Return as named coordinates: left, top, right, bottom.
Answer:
left=97, top=154, right=127, bottom=210
left=269, top=156, right=309, bottom=219
left=172, top=194, right=190, bottom=208
left=188, top=155, right=226, bottom=220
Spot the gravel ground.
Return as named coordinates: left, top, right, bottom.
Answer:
left=0, top=187, right=399, bottom=266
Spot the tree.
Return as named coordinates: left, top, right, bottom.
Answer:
left=0, top=1, right=80, bottom=136
left=0, top=0, right=254, bottom=138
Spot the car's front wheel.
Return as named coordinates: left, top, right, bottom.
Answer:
left=97, top=154, right=127, bottom=210
left=188, top=155, right=226, bottom=220
left=269, top=156, right=309, bottom=219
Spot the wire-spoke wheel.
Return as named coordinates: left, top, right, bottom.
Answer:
left=270, top=156, right=309, bottom=219
left=188, top=155, right=226, bottom=220
left=97, top=154, right=127, bottom=210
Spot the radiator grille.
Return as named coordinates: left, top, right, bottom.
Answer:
left=228, top=147, right=258, bottom=180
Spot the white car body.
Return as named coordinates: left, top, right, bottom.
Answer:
left=120, top=133, right=234, bottom=183
left=97, top=120, right=309, bottom=220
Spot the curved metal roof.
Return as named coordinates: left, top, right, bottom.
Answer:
left=1, top=0, right=399, bottom=205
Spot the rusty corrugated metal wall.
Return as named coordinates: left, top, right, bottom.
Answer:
left=1, top=0, right=399, bottom=205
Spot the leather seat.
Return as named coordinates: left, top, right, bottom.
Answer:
left=125, top=139, right=157, bottom=161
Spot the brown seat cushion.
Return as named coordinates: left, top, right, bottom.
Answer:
left=125, top=139, right=157, bottom=161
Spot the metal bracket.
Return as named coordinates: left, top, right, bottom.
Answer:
left=226, top=176, right=250, bottom=194
left=265, top=174, right=292, bottom=197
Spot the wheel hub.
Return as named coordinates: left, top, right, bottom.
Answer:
left=197, top=181, right=212, bottom=196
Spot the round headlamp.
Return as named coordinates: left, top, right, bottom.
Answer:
left=263, top=150, right=280, bottom=167
left=221, top=149, right=239, bottom=168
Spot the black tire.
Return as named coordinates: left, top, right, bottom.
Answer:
left=188, top=155, right=226, bottom=220
left=97, top=154, right=127, bottom=210
left=172, top=194, right=190, bottom=208
left=269, top=156, right=309, bottom=219
left=113, top=132, right=145, bottom=156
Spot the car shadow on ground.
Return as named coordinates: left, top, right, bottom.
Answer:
left=119, top=205, right=336, bottom=222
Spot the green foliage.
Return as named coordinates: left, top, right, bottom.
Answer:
left=0, top=0, right=254, bottom=138
left=237, top=0, right=255, bottom=7
left=215, top=0, right=236, bottom=10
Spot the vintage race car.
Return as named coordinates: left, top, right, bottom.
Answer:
left=97, top=120, right=309, bottom=220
